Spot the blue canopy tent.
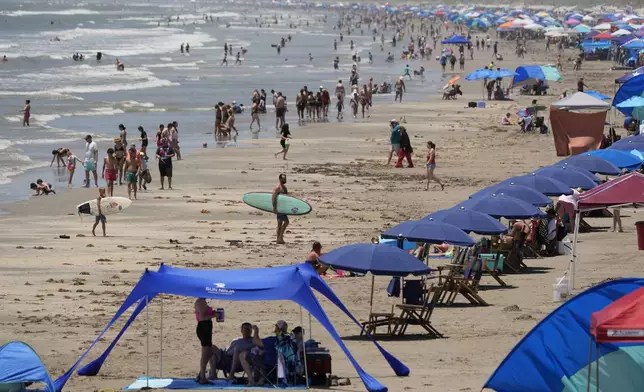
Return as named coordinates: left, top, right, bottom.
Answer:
left=54, top=264, right=408, bottom=392
left=558, top=153, right=622, bottom=175
left=0, top=341, right=56, bottom=392
left=511, top=65, right=561, bottom=87
left=469, top=184, right=553, bottom=207
left=498, top=174, right=573, bottom=196
left=613, top=74, right=644, bottom=119
left=484, top=278, right=644, bottom=392
left=422, top=207, right=508, bottom=235
left=441, top=34, right=470, bottom=44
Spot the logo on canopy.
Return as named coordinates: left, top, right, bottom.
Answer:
left=206, top=282, right=235, bottom=295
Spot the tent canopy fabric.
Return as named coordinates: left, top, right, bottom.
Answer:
left=577, top=172, right=644, bottom=211
left=550, top=92, right=611, bottom=110
left=318, top=243, right=431, bottom=276
left=591, top=286, right=644, bottom=343
left=422, top=207, right=508, bottom=235
left=54, top=264, right=409, bottom=392
left=441, top=34, right=469, bottom=44
left=511, top=65, right=562, bottom=87
left=484, top=278, right=644, bottom=392
left=0, top=341, right=56, bottom=392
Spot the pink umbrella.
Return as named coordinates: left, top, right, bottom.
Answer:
left=566, top=19, right=581, bottom=25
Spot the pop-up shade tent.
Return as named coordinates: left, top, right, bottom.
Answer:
left=549, top=92, right=610, bottom=156
left=510, top=65, right=561, bottom=87
left=483, top=278, right=644, bottom=392
left=567, top=172, right=644, bottom=291
left=0, top=341, right=56, bottom=392
left=53, top=263, right=408, bottom=392
left=441, top=34, right=469, bottom=44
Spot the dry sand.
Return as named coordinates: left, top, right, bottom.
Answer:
left=1, top=37, right=642, bottom=392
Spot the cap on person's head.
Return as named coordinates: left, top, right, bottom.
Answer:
left=276, top=320, right=288, bottom=333
left=138, top=126, right=144, bottom=131
left=118, top=124, right=125, bottom=130
left=84, top=134, right=92, bottom=141
left=390, top=118, right=397, bottom=124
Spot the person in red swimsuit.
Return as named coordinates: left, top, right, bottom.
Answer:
left=425, top=141, right=444, bottom=191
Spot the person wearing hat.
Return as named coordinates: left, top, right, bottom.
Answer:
left=83, top=135, right=98, bottom=188
left=387, top=119, right=401, bottom=165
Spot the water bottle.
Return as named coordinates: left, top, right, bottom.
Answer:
left=216, top=308, right=225, bottom=322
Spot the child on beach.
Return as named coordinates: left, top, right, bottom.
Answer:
left=125, top=145, right=140, bottom=200
left=102, top=148, right=118, bottom=197
left=30, top=179, right=55, bottom=196
left=66, top=150, right=79, bottom=188
left=138, top=151, right=151, bottom=191
left=336, top=99, right=344, bottom=120
left=92, top=188, right=107, bottom=237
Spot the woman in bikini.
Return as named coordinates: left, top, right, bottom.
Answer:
left=113, top=139, right=126, bottom=186
left=194, top=298, right=221, bottom=384
left=102, top=148, right=119, bottom=197
left=425, top=141, right=444, bottom=191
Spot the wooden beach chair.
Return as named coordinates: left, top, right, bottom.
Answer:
left=505, top=231, right=528, bottom=273
left=479, top=252, right=507, bottom=287
left=393, top=279, right=442, bottom=338
left=437, top=244, right=489, bottom=306
left=360, top=308, right=397, bottom=337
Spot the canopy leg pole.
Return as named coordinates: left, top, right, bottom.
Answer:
left=569, top=211, right=581, bottom=292
left=586, top=337, right=593, bottom=392
left=146, top=295, right=150, bottom=389
left=369, top=275, right=375, bottom=314
left=308, top=313, right=313, bottom=340
left=160, top=295, right=163, bottom=378
left=596, top=341, right=600, bottom=392
left=302, top=328, right=310, bottom=390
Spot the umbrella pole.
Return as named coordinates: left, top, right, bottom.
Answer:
left=369, top=275, right=375, bottom=314
left=586, top=336, right=593, bottom=392
left=569, top=211, right=581, bottom=292
left=595, top=341, right=600, bottom=392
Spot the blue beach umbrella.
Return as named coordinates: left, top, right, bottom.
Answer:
left=499, top=174, right=573, bottom=196
left=422, top=207, right=508, bottom=235
left=584, top=90, right=611, bottom=100
left=588, top=149, right=643, bottom=170
left=319, top=243, right=431, bottom=276
left=455, top=194, right=546, bottom=219
left=465, top=68, right=493, bottom=80
left=469, top=184, right=553, bottom=207
left=558, top=154, right=622, bottom=175
left=381, top=220, right=476, bottom=247
left=488, top=69, right=519, bottom=79
left=533, top=167, right=597, bottom=190
left=615, top=96, right=644, bottom=108
left=550, top=164, right=602, bottom=183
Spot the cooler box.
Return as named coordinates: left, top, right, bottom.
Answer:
left=477, top=100, right=486, bottom=108
left=306, top=349, right=332, bottom=386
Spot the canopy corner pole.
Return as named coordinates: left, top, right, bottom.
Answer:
left=308, top=312, right=313, bottom=340
left=146, top=295, right=150, bottom=389
left=369, top=275, right=375, bottom=314
left=302, top=328, right=310, bottom=390
left=569, top=211, right=582, bottom=292
left=160, top=294, right=163, bottom=378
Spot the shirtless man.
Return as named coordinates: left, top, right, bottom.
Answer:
left=124, top=145, right=140, bottom=200
left=21, top=100, right=31, bottom=127
left=102, top=147, right=119, bottom=197
left=275, top=92, right=286, bottom=130
left=272, top=174, right=289, bottom=244
left=334, top=80, right=345, bottom=105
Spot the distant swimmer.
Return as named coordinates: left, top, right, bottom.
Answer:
left=185, top=43, right=190, bottom=53
left=221, top=54, right=228, bottom=66
left=21, top=99, right=30, bottom=127
left=333, top=39, right=337, bottom=50
left=115, top=58, right=124, bottom=71
left=1, top=55, right=6, bottom=62
left=333, top=56, right=339, bottom=70
left=235, top=52, right=241, bottom=65
left=334, top=80, right=345, bottom=104
left=180, top=43, right=184, bottom=53
left=224, top=43, right=228, bottom=53
left=308, top=53, right=313, bottom=62
left=350, top=40, right=354, bottom=50
left=368, top=52, right=373, bottom=64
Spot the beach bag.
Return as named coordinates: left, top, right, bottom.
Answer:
left=386, top=277, right=401, bottom=298
left=468, top=102, right=477, bottom=108
left=144, top=170, right=152, bottom=184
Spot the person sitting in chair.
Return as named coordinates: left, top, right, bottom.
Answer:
left=211, top=322, right=258, bottom=382
left=249, top=321, right=301, bottom=387
left=503, top=220, right=530, bottom=244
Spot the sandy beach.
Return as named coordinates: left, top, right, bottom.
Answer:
left=2, top=20, right=643, bottom=392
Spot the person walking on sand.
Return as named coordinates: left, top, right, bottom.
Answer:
left=425, top=141, right=444, bottom=190
left=92, top=187, right=107, bottom=237
left=138, top=126, right=148, bottom=155
left=394, top=126, right=413, bottom=168
left=84, top=135, right=99, bottom=188
left=387, top=119, right=400, bottom=165
left=125, top=145, right=140, bottom=200
left=272, top=173, right=289, bottom=244
left=21, top=100, right=31, bottom=127
left=66, top=150, right=78, bottom=188
left=102, top=148, right=118, bottom=196
left=156, top=137, right=175, bottom=190
left=394, top=77, right=406, bottom=103
left=274, top=123, right=291, bottom=160
left=249, top=100, right=261, bottom=130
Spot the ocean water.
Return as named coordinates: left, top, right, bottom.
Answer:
left=0, top=0, right=441, bottom=203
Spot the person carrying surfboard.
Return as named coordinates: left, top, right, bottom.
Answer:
left=272, top=174, right=289, bottom=244
left=92, top=188, right=107, bottom=237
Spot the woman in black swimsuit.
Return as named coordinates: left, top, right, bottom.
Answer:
left=195, top=298, right=219, bottom=384
left=274, top=123, right=291, bottom=160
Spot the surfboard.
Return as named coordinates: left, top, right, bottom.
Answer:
left=242, top=192, right=312, bottom=216
left=77, top=197, right=132, bottom=216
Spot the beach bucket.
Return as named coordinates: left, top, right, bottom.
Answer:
left=202, top=143, right=208, bottom=148
left=477, top=101, right=486, bottom=109
left=553, top=274, right=570, bottom=302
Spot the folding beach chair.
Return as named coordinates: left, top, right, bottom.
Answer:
left=393, top=279, right=442, bottom=338
left=250, top=336, right=279, bottom=386
left=438, top=245, right=489, bottom=306
left=479, top=252, right=507, bottom=287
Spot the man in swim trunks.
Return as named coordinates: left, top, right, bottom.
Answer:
left=84, top=135, right=99, bottom=188
left=102, top=148, right=118, bottom=196
left=92, top=187, right=107, bottom=237
left=272, top=173, right=289, bottom=244
left=210, top=322, right=257, bottom=382
left=275, top=92, right=286, bottom=130
left=125, top=145, right=140, bottom=200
